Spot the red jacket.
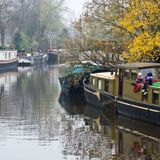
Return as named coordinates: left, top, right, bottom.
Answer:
left=133, top=83, right=142, bottom=92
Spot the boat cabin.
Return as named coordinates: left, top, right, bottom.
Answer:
left=116, top=63, right=160, bottom=105
left=89, top=72, right=118, bottom=96
left=0, top=50, right=17, bottom=61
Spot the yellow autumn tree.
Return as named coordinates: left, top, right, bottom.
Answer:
left=119, top=0, right=160, bottom=62
left=65, top=0, right=128, bottom=66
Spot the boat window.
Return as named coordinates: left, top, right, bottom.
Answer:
left=131, top=70, right=137, bottom=80
left=124, top=69, right=130, bottom=80
left=92, top=78, right=96, bottom=86
left=98, top=79, right=102, bottom=90
left=140, top=68, right=155, bottom=78
left=9, top=52, right=11, bottom=59
left=105, top=80, right=109, bottom=92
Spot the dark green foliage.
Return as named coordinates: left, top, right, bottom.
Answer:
left=13, top=32, right=22, bottom=51
left=0, top=46, right=11, bottom=50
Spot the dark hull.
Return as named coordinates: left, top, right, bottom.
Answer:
left=117, top=115, right=160, bottom=140
left=0, top=59, right=18, bottom=72
left=18, top=62, right=33, bottom=67
left=33, top=55, right=47, bottom=65
left=83, top=81, right=114, bottom=108
left=84, top=80, right=160, bottom=125
left=47, top=52, right=58, bottom=65
left=116, top=97, right=160, bottom=125
left=59, top=77, right=83, bottom=94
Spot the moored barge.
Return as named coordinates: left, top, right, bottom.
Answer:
left=83, top=72, right=116, bottom=108
left=0, top=50, right=18, bottom=71
left=84, top=63, right=160, bottom=125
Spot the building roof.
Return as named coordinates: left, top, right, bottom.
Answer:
left=116, top=63, right=160, bottom=69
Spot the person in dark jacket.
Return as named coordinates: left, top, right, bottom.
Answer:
left=142, top=72, right=153, bottom=95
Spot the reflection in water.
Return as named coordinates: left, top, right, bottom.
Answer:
left=116, top=115, right=160, bottom=160
left=0, top=65, right=159, bottom=160
left=59, top=93, right=116, bottom=160
left=59, top=93, right=160, bottom=160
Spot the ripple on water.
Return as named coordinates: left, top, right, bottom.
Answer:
left=0, top=66, right=159, bottom=160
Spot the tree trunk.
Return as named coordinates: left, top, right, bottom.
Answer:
left=1, top=27, right=5, bottom=46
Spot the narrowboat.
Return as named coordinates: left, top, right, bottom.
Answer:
left=0, top=50, right=18, bottom=71
left=116, top=63, right=160, bottom=125
left=83, top=72, right=116, bottom=108
left=84, top=63, right=160, bottom=125
left=18, top=53, right=34, bottom=67
left=18, top=58, right=34, bottom=67
left=47, top=51, right=58, bottom=65
left=33, top=52, right=48, bottom=65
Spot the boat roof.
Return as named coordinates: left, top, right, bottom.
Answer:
left=90, top=72, right=115, bottom=80
left=116, top=63, right=160, bottom=69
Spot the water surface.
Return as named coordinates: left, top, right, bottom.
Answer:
left=0, top=65, right=159, bottom=160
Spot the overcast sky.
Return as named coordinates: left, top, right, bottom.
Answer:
left=65, top=0, right=87, bottom=17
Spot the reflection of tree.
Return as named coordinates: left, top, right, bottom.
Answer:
left=16, top=67, right=51, bottom=107
left=0, top=85, right=4, bottom=115
left=59, top=93, right=160, bottom=160
left=14, top=67, right=62, bottom=141
left=0, top=66, right=62, bottom=142
left=60, top=115, right=117, bottom=160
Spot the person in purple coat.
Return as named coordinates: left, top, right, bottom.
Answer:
left=143, top=72, right=153, bottom=95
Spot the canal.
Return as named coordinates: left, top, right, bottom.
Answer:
left=0, top=65, right=159, bottom=160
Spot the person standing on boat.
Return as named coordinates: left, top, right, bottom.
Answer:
left=133, top=72, right=144, bottom=92
left=143, top=72, right=153, bottom=94
left=145, top=72, right=153, bottom=85
left=136, top=72, right=144, bottom=83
